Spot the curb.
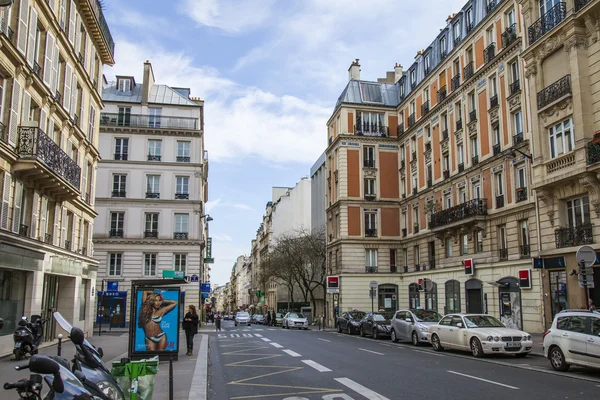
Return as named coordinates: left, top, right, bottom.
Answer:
left=188, top=334, right=208, bottom=400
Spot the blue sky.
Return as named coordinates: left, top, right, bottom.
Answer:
left=103, top=0, right=466, bottom=285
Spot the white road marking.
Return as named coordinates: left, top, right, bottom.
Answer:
left=282, top=349, right=302, bottom=357
left=217, top=334, right=226, bottom=338
left=335, top=377, right=390, bottom=400
left=318, top=338, right=331, bottom=342
left=302, top=360, right=331, bottom=372
left=254, top=334, right=263, bottom=337
left=380, top=344, right=392, bottom=347
left=359, top=348, right=385, bottom=355
left=242, top=333, right=253, bottom=337
left=254, top=329, right=264, bottom=331
left=261, top=338, right=271, bottom=342
left=268, top=329, right=277, bottom=331
left=231, top=334, right=240, bottom=338
left=413, top=349, right=444, bottom=357
left=447, top=370, right=519, bottom=390
left=270, top=342, right=283, bottom=348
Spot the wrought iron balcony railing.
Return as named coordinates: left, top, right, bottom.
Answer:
left=33, top=62, right=42, bottom=79
left=513, top=132, right=524, bottom=145
left=555, top=223, right=593, bottom=248
left=456, top=118, right=463, bottom=131
left=364, top=194, right=376, bottom=201
left=89, top=0, right=115, bottom=57
left=17, top=127, right=81, bottom=189
left=0, top=121, right=6, bottom=144
left=425, top=143, right=431, bottom=152
left=486, top=0, right=498, bottom=14
left=537, top=75, right=571, bottom=109
left=490, top=94, right=499, bottom=109
left=437, top=86, right=447, bottom=103
left=176, top=156, right=190, bottom=163
left=421, top=100, right=430, bottom=115
left=466, top=21, right=473, bottom=34
left=464, top=61, right=474, bottom=81
left=587, top=139, right=600, bottom=165
left=413, top=224, right=420, bottom=234
left=114, top=153, right=128, bottom=161
left=442, top=129, right=449, bottom=141
left=174, top=232, right=189, bottom=240
left=390, top=265, right=398, bottom=273
left=451, top=74, right=460, bottom=92
left=402, top=228, right=407, bottom=238
left=43, top=233, right=52, bottom=244
left=510, top=80, right=521, bottom=96
left=469, top=110, right=477, bottom=122
left=519, top=244, right=531, bottom=258
left=364, top=159, right=375, bottom=168
left=397, top=123, right=405, bottom=136
left=496, top=194, right=504, bottom=208
left=109, top=229, right=124, bottom=238
left=415, top=264, right=421, bottom=272
left=454, top=36, right=462, bottom=47
left=365, top=266, right=378, bottom=273
left=472, top=155, right=479, bottom=166
left=429, top=198, right=487, bottom=229
left=54, top=90, right=61, bottom=103
left=19, top=224, right=28, bottom=237
left=100, top=112, right=199, bottom=130
left=146, top=192, right=160, bottom=199
left=458, top=162, right=464, bottom=173
left=440, top=50, right=447, bottom=61
left=408, top=113, right=416, bottom=127
left=412, top=188, right=418, bottom=196
left=365, top=228, right=377, bottom=237
left=354, top=123, right=389, bottom=137
left=516, top=188, right=528, bottom=202
left=501, top=23, right=518, bottom=48
left=575, top=0, right=592, bottom=12
left=498, top=248, right=508, bottom=260
left=443, top=170, right=450, bottom=179
left=175, top=193, right=190, bottom=200
left=144, top=231, right=158, bottom=238
left=484, top=43, right=496, bottom=64
left=412, top=151, right=417, bottom=161
left=493, top=144, right=501, bottom=156
left=427, top=179, right=432, bottom=188
left=147, top=154, right=161, bottom=161
left=400, top=159, right=405, bottom=169
left=528, top=3, right=567, bottom=45
left=64, top=240, right=71, bottom=251
left=111, top=190, right=126, bottom=198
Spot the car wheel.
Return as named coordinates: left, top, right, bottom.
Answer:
left=549, top=346, right=570, bottom=371
left=411, top=331, right=420, bottom=346
left=373, top=329, right=379, bottom=340
left=391, top=329, right=398, bottom=343
left=360, top=327, right=365, bottom=337
left=470, top=337, right=484, bottom=358
left=515, top=353, right=528, bottom=358
left=14, top=349, right=23, bottom=361
left=347, top=325, right=353, bottom=335
left=337, top=324, right=342, bottom=333
left=431, top=334, right=443, bottom=351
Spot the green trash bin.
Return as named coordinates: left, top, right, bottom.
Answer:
left=111, top=356, right=160, bottom=400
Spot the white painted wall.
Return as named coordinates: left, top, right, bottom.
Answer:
left=271, top=178, right=311, bottom=238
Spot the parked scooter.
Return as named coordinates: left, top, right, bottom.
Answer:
left=4, top=354, right=95, bottom=399
left=53, top=312, right=125, bottom=400
left=14, top=315, right=48, bottom=361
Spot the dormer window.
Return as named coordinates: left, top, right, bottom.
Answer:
left=116, top=77, right=135, bottom=93
left=424, top=54, right=430, bottom=74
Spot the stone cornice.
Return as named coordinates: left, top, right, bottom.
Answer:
left=95, top=198, right=202, bottom=206
left=93, top=238, right=204, bottom=246
left=100, top=126, right=203, bottom=137
left=98, top=159, right=204, bottom=169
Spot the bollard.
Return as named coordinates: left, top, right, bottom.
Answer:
left=169, top=356, right=174, bottom=400
left=57, top=334, right=63, bottom=357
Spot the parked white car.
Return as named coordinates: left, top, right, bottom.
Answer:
left=429, top=313, right=533, bottom=358
left=543, top=309, right=600, bottom=371
left=235, top=312, right=251, bottom=327
left=390, top=309, right=442, bottom=345
left=283, top=312, right=308, bottom=330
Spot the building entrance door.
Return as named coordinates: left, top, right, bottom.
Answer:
left=41, top=274, right=59, bottom=342
left=548, top=270, right=568, bottom=318
left=465, top=279, right=483, bottom=314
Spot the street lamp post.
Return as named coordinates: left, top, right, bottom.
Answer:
left=198, top=214, right=213, bottom=326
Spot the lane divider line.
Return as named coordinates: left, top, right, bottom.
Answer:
left=302, top=360, right=331, bottom=372
left=413, top=349, right=445, bottom=357
left=318, top=338, right=331, bottom=342
left=335, top=377, right=391, bottom=400
left=447, top=370, right=519, bottom=390
left=282, top=349, right=302, bottom=357
left=270, top=342, right=284, bottom=348
left=358, top=348, right=385, bottom=356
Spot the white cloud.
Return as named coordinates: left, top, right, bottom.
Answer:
left=212, top=234, right=233, bottom=242
left=204, top=197, right=255, bottom=213
left=179, top=0, right=275, bottom=34
left=205, top=198, right=221, bottom=213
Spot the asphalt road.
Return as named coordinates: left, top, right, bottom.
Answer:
left=209, top=320, right=600, bottom=400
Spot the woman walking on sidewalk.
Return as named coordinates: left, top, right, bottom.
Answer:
left=183, top=305, right=199, bottom=356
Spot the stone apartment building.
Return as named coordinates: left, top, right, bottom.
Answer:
left=0, top=0, right=114, bottom=354
left=93, top=61, right=208, bottom=326
left=326, top=0, right=548, bottom=332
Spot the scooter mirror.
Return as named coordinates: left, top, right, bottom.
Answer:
left=74, top=370, right=86, bottom=383
left=97, top=347, right=104, bottom=358
left=29, top=355, right=60, bottom=375
left=52, top=372, right=64, bottom=394
left=69, top=327, right=85, bottom=345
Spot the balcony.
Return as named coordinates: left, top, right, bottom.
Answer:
left=456, top=119, right=463, bottom=131
left=355, top=122, right=389, bottom=137
left=109, top=229, right=124, bottom=238
left=144, top=231, right=158, bottom=238
left=365, top=228, right=377, bottom=237
left=19, top=224, right=28, bottom=237
left=454, top=36, right=462, bottom=47
left=412, top=151, right=417, bottom=161
left=408, top=113, right=416, bottom=127
left=174, top=232, right=189, bottom=240
left=466, top=21, right=474, bottom=34
left=513, top=132, right=524, bottom=146
left=440, top=50, right=447, bottom=61
left=32, top=62, right=42, bottom=79
left=437, top=87, right=447, bottom=103
left=442, top=129, right=449, bottom=141
left=413, top=188, right=418, bottom=196
left=520, top=244, right=530, bottom=258
left=176, top=156, right=191, bottom=163
left=451, top=74, right=460, bottom=92
left=587, top=139, right=600, bottom=165
left=493, top=144, right=501, bottom=156
left=147, top=154, right=161, bottom=161
left=429, top=198, right=487, bottom=230
left=175, top=193, right=190, bottom=200
left=397, top=123, right=405, bottom=136
left=364, top=159, right=375, bottom=168
left=14, top=127, right=81, bottom=197
left=489, top=94, right=499, bottom=109
left=111, top=190, right=126, bottom=198
left=498, top=248, right=508, bottom=261
left=501, top=23, right=518, bottom=48
left=427, top=179, right=432, bottom=188
left=496, top=194, right=504, bottom=208
left=537, top=75, right=571, bottom=109
left=458, top=162, right=464, bottom=173
left=472, top=155, right=479, bottom=166
left=365, top=266, right=378, bottom=273
left=464, top=61, right=474, bottom=81
left=100, top=112, right=199, bottom=130
left=114, top=153, right=128, bottom=161
left=43, top=233, right=52, bottom=244
left=400, top=159, right=405, bottom=169
left=54, top=90, right=62, bottom=103
left=65, top=240, right=72, bottom=251
left=469, top=110, right=477, bottom=122
left=516, top=188, right=527, bottom=203
left=413, top=224, right=419, bottom=234
left=484, top=43, right=496, bottom=64
left=555, top=223, right=593, bottom=248
left=510, top=80, right=521, bottom=96
left=390, top=265, right=398, bottom=273
left=575, top=0, right=592, bottom=12
left=146, top=192, right=160, bottom=199
left=486, top=0, right=497, bottom=14
left=443, top=170, right=450, bottom=179
left=528, top=3, right=567, bottom=45
left=425, top=143, right=431, bottom=152
left=402, top=228, right=407, bottom=238
left=80, top=247, right=87, bottom=256
left=421, top=101, right=430, bottom=116
left=364, top=193, right=376, bottom=201
left=415, top=264, right=421, bottom=272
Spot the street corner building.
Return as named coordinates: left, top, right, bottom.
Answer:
left=324, top=0, right=600, bottom=334
left=92, top=60, right=209, bottom=328
left=0, top=0, right=115, bottom=355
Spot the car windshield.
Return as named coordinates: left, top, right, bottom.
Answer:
left=237, top=312, right=249, bottom=318
left=276, top=313, right=283, bottom=318
left=412, top=310, right=442, bottom=322
left=372, top=313, right=392, bottom=322
left=349, top=312, right=365, bottom=320
left=288, top=313, right=305, bottom=319
left=464, top=315, right=505, bottom=328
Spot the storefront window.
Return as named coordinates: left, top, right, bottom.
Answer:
left=0, top=269, right=27, bottom=336
left=445, top=280, right=461, bottom=314
left=549, top=271, right=568, bottom=318
left=409, top=283, right=420, bottom=309
left=424, top=279, right=438, bottom=312
left=378, top=284, right=398, bottom=312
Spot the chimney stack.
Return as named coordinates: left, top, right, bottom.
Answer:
left=394, top=63, right=403, bottom=83
left=348, top=59, right=361, bottom=81
left=142, top=60, right=155, bottom=105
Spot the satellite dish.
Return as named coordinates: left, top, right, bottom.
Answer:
left=0, top=1, right=14, bottom=7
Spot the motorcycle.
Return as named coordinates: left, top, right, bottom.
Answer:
left=4, top=354, right=95, bottom=399
left=14, top=315, right=48, bottom=360
left=53, top=312, right=125, bottom=400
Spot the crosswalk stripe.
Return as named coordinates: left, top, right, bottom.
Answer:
left=254, top=334, right=263, bottom=337
left=242, top=334, right=253, bottom=337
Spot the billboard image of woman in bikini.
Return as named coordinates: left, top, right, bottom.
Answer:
left=135, top=289, right=179, bottom=352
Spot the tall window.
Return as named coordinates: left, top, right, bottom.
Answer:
left=359, top=112, right=384, bottom=134
left=506, top=8, right=516, bottom=27
left=365, top=212, right=377, bottom=236
left=364, top=146, right=375, bottom=167
left=469, top=92, right=476, bottom=113
left=445, top=280, right=461, bottom=314
left=177, top=141, right=191, bottom=162
left=490, top=75, right=498, bottom=97
left=176, top=176, right=189, bottom=199
left=453, top=22, right=461, bottom=40
left=410, top=70, right=416, bottom=86
left=174, top=254, right=187, bottom=274
left=108, top=253, right=122, bottom=276
left=146, top=175, right=160, bottom=198
left=412, top=172, right=418, bottom=192
left=390, top=249, right=397, bottom=272
left=112, top=174, right=126, bottom=197
left=476, top=231, right=484, bottom=253
left=364, top=178, right=376, bottom=197
left=403, top=248, right=408, bottom=267
left=461, top=234, right=469, bottom=255
left=466, top=7, right=473, bottom=27
left=498, top=225, right=508, bottom=250
left=493, top=126, right=501, bottom=146
left=401, top=177, right=406, bottom=196
left=148, top=139, right=162, bottom=161
left=471, top=137, right=478, bottom=157
left=117, top=79, right=131, bottom=92
left=439, top=36, right=446, bottom=57
left=519, top=220, right=529, bottom=249
left=516, top=165, right=527, bottom=189
left=144, top=254, right=157, bottom=276
left=459, top=186, right=467, bottom=203
left=414, top=245, right=420, bottom=265
left=496, top=172, right=504, bottom=196
left=148, top=108, right=161, bottom=128
left=486, top=27, right=494, bottom=45
left=472, top=182, right=481, bottom=199
left=510, top=60, right=519, bottom=83
left=114, top=138, right=128, bottom=160
left=409, top=283, right=420, bottom=309
left=444, top=193, right=452, bottom=209
left=540, top=0, right=561, bottom=15
left=145, top=213, right=159, bottom=235
left=549, top=119, right=574, bottom=159
left=514, top=111, right=523, bottom=134
left=566, top=196, right=590, bottom=227
left=443, top=155, right=450, bottom=172
left=424, top=53, right=430, bottom=72
left=445, top=237, right=453, bottom=257
left=109, top=212, right=124, bottom=236
left=174, top=213, right=189, bottom=233
left=365, top=249, right=377, bottom=269
left=117, top=106, right=131, bottom=126
left=457, top=143, right=464, bottom=164
left=413, top=207, right=419, bottom=230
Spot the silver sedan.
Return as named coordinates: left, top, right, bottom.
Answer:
left=282, top=312, right=308, bottom=330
